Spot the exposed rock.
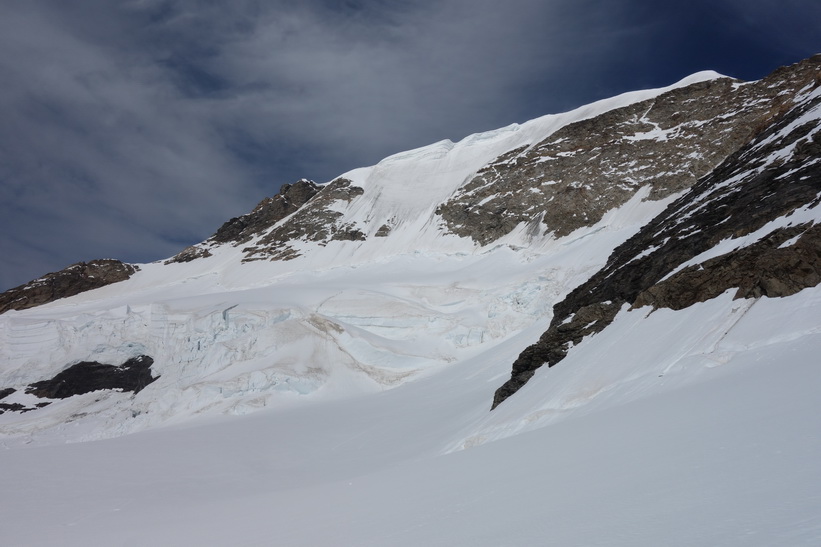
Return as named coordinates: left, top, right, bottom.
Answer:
left=375, top=224, right=392, bottom=237
left=165, top=179, right=321, bottom=264
left=634, top=224, right=821, bottom=309
left=492, top=65, right=821, bottom=409
left=0, top=402, right=27, bottom=414
left=165, top=245, right=213, bottom=264
left=0, top=387, right=15, bottom=400
left=331, top=225, right=367, bottom=242
left=211, top=179, right=321, bottom=245
left=243, top=178, right=366, bottom=261
left=0, top=400, right=51, bottom=415
left=492, top=301, right=622, bottom=408
left=0, top=259, right=138, bottom=315
left=440, top=55, right=821, bottom=246
left=25, top=355, right=158, bottom=399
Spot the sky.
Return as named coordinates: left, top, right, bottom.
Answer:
left=1, top=0, right=819, bottom=291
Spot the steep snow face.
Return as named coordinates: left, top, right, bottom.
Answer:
left=343, top=71, right=726, bottom=232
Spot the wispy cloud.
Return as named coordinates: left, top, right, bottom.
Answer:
left=0, top=2, right=260, bottom=287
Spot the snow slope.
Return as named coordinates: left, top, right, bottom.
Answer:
left=2, top=286, right=819, bottom=546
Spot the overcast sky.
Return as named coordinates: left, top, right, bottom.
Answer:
left=1, top=0, right=819, bottom=290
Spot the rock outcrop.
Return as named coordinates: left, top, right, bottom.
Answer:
left=243, top=177, right=366, bottom=261
left=165, top=178, right=321, bottom=263
left=0, top=355, right=158, bottom=414
left=633, top=223, right=821, bottom=309
left=165, top=177, right=368, bottom=263
left=25, top=355, right=158, bottom=399
left=0, top=259, right=138, bottom=315
left=439, top=55, right=821, bottom=245
left=211, top=179, right=321, bottom=245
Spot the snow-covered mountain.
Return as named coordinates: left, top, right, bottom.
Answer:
left=1, top=55, right=820, bottom=546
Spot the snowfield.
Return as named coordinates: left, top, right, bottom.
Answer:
left=2, top=286, right=819, bottom=546
left=1, top=68, right=820, bottom=545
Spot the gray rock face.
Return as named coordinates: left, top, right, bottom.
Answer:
left=25, top=355, right=158, bottom=399
left=165, top=245, right=213, bottom=263
left=439, top=55, right=821, bottom=245
left=0, top=259, right=138, bottom=315
left=492, top=60, right=821, bottom=409
left=165, top=177, right=365, bottom=263
left=242, top=177, right=366, bottom=261
left=633, top=223, right=821, bottom=309
left=374, top=223, right=392, bottom=237
left=165, top=178, right=321, bottom=263
left=0, top=356, right=158, bottom=414
left=212, top=179, right=321, bottom=245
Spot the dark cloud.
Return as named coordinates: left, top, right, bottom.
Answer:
left=1, top=0, right=819, bottom=289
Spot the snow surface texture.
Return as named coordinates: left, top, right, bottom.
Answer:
left=1, top=68, right=820, bottom=545
left=2, top=287, right=819, bottom=546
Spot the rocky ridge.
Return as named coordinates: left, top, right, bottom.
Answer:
left=438, top=56, right=821, bottom=245
left=166, top=178, right=321, bottom=263
left=166, top=176, right=367, bottom=263
left=242, top=177, right=367, bottom=261
left=492, top=67, right=821, bottom=408
left=0, top=180, right=323, bottom=314
left=0, top=259, right=138, bottom=315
